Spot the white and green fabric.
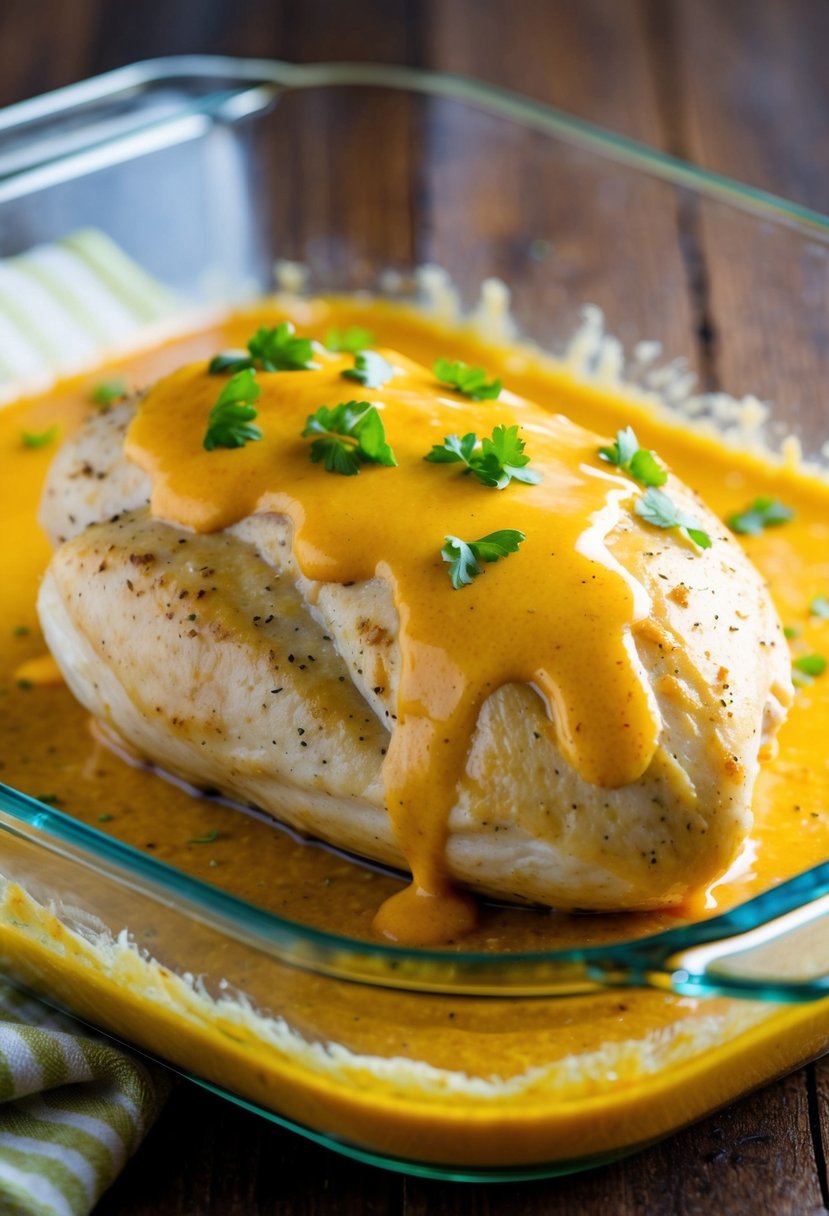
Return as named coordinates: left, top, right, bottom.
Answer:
left=0, top=234, right=182, bottom=1213
left=0, top=228, right=180, bottom=389
left=0, top=979, right=172, bottom=1216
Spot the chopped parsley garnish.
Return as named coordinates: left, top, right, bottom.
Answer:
left=21, top=425, right=59, bottom=449
left=794, top=653, right=827, bottom=678
left=11, top=625, right=29, bottom=637
left=810, top=596, right=829, bottom=619
left=341, top=350, right=395, bottom=389
left=598, top=426, right=667, bottom=488
left=97, top=813, right=114, bottom=823
left=635, top=487, right=712, bottom=550
left=203, top=369, right=262, bottom=451
left=426, top=424, right=541, bottom=489
left=208, top=350, right=250, bottom=374
left=209, top=322, right=315, bottom=374
left=189, top=828, right=219, bottom=844
left=91, top=378, right=127, bottom=407
left=325, top=326, right=375, bottom=353
left=784, top=625, right=799, bottom=640
left=434, top=358, right=501, bottom=401
left=441, top=529, right=525, bottom=589
left=727, top=497, right=794, bottom=535
left=302, top=401, right=397, bottom=475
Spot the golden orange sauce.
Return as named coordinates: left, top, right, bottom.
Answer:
left=126, top=351, right=662, bottom=943
left=2, top=299, right=829, bottom=939
left=2, top=299, right=829, bottom=1166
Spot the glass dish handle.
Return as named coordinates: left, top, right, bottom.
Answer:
left=588, top=877, right=829, bottom=1002
left=661, top=892, right=829, bottom=1001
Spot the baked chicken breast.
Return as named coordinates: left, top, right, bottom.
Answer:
left=37, top=352, right=793, bottom=932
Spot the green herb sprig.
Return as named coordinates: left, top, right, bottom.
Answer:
left=793, top=653, right=828, bottom=687
left=341, top=350, right=395, bottom=389
left=325, top=327, right=375, bottom=353
left=434, top=358, right=501, bottom=401
left=302, top=401, right=397, bottom=475
left=21, top=425, right=59, bottom=449
left=441, top=529, right=525, bottom=589
left=209, top=322, right=315, bottom=375
left=203, top=369, right=262, bottom=451
left=189, top=828, right=219, bottom=844
left=635, top=487, right=712, bottom=549
left=598, top=426, right=666, bottom=488
left=426, top=424, right=541, bottom=489
left=727, top=497, right=794, bottom=536
left=91, top=379, right=127, bottom=407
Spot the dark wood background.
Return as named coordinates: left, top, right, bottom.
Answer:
left=2, top=0, right=829, bottom=1212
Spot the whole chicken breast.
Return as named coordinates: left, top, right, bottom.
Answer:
left=37, top=358, right=793, bottom=924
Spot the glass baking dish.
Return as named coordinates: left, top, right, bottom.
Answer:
left=2, top=57, right=829, bottom=1180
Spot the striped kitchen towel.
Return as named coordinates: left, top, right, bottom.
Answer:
left=0, top=978, right=172, bottom=1216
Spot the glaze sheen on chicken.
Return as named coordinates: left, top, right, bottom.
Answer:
left=37, top=345, right=793, bottom=934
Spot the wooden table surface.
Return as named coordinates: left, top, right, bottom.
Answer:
left=2, top=0, right=829, bottom=1212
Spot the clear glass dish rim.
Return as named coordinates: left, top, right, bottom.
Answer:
left=2, top=55, right=829, bottom=236
left=2, top=56, right=829, bottom=988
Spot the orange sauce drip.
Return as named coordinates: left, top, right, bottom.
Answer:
left=125, top=351, right=661, bottom=943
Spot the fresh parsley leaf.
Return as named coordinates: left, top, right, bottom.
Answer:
left=189, top=828, right=219, bottom=844
left=325, top=327, right=375, bottom=353
left=302, top=401, right=397, bottom=475
left=426, top=424, right=541, bottom=490
left=203, top=369, right=262, bottom=451
left=341, top=350, right=395, bottom=389
left=21, top=424, right=59, bottom=449
left=209, top=322, right=315, bottom=375
left=208, top=350, right=252, bottom=374
left=599, top=425, right=638, bottom=469
left=811, top=596, right=829, bottom=619
left=794, top=653, right=827, bottom=678
left=634, top=487, right=712, bottom=550
left=441, top=529, right=525, bottom=589
left=784, top=625, right=799, bottom=640
left=434, top=358, right=501, bottom=401
left=248, top=323, right=315, bottom=371
left=12, top=625, right=29, bottom=637
left=91, top=378, right=127, bottom=407
left=598, top=426, right=667, bottom=487
left=424, top=432, right=477, bottom=465
left=727, top=497, right=794, bottom=535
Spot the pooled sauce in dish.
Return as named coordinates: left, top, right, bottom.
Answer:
left=3, top=298, right=829, bottom=953
left=4, top=301, right=829, bottom=1166
left=125, top=352, right=662, bottom=943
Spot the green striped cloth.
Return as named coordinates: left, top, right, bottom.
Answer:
left=0, top=978, right=172, bottom=1216
left=0, top=228, right=180, bottom=389
left=0, top=231, right=184, bottom=1212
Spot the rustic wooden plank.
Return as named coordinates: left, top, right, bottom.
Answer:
left=418, top=0, right=702, bottom=371
left=95, top=1082, right=402, bottom=1216
left=812, top=1057, right=829, bottom=1210
left=0, top=0, right=99, bottom=108
left=672, top=0, right=829, bottom=208
left=401, top=1069, right=825, bottom=1216
left=650, top=0, right=829, bottom=417
left=422, top=0, right=665, bottom=141
left=264, top=0, right=421, bottom=288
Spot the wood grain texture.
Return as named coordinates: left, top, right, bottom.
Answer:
left=1, top=1, right=828, bottom=1213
